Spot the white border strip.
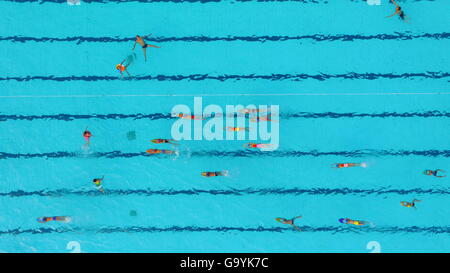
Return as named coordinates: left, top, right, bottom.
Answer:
left=1, top=92, right=450, bottom=98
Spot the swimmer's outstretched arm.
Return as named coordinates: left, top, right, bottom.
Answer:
left=390, top=0, right=400, bottom=8
left=387, top=10, right=400, bottom=18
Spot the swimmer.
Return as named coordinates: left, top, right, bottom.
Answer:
left=177, top=113, right=205, bottom=120
left=37, top=216, right=71, bottom=223
left=201, top=171, right=229, bottom=177
left=332, top=163, right=366, bottom=168
left=423, top=169, right=446, bottom=178
left=151, top=139, right=178, bottom=145
left=387, top=0, right=408, bottom=21
left=146, top=149, right=174, bottom=154
left=339, top=218, right=368, bottom=226
left=226, top=127, right=249, bottom=132
left=132, top=35, right=160, bottom=62
left=401, top=199, right=421, bottom=209
left=92, top=176, right=105, bottom=193
left=250, top=115, right=272, bottom=122
left=244, top=143, right=272, bottom=149
left=116, top=59, right=132, bottom=77
left=239, top=108, right=268, bottom=115
left=83, top=128, right=92, bottom=144
left=275, top=216, right=302, bottom=231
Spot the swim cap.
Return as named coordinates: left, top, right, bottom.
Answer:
left=116, top=64, right=125, bottom=71
left=339, top=218, right=348, bottom=224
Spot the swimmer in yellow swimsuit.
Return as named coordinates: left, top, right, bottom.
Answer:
left=92, top=176, right=105, bottom=193
left=400, top=199, right=421, bottom=209
left=339, top=218, right=368, bottom=226
left=226, top=127, right=249, bottom=132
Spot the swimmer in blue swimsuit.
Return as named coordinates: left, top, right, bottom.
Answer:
left=424, top=169, right=446, bottom=178
left=133, top=35, right=160, bottom=62
left=387, top=0, right=408, bottom=21
left=275, top=216, right=302, bottom=231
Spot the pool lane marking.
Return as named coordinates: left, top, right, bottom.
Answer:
left=2, top=92, right=450, bottom=98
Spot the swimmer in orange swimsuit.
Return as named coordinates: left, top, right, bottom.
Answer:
left=275, top=216, right=302, bottom=231
left=132, top=35, right=160, bottom=62
left=116, top=59, right=132, bottom=77
left=333, top=163, right=366, bottom=168
left=201, top=171, right=229, bottom=177
left=423, top=169, right=446, bottom=178
left=146, top=149, right=174, bottom=154
left=151, top=139, right=178, bottom=145
left=387, top=0, right=408, bottom=21
left=401, top=199, right=421, bottom=209
left=244, top=143, right=272, bottom=149
left=83, top=128, right=92, bottom=144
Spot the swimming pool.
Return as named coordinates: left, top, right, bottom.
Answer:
left=0, top=0, right=449, bottom=253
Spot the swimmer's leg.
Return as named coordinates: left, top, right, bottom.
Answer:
left=142, top=48, right=148, bottom=62
left=291, top=224, right=301, bottom=232
left=436, top=169, right=446, bottom=178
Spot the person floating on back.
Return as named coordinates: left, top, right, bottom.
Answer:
left=401, top=199, right=421, bottom=209
left=387, top=0, right=408, bottom=21
left=423, top=169, right=446, bottom=178
left=133, top=35, right=160, bottom=62
left=275, top=216, right=302, bottom=231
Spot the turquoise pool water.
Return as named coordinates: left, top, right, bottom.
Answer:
left=0, top=0, right=449, bottom=253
